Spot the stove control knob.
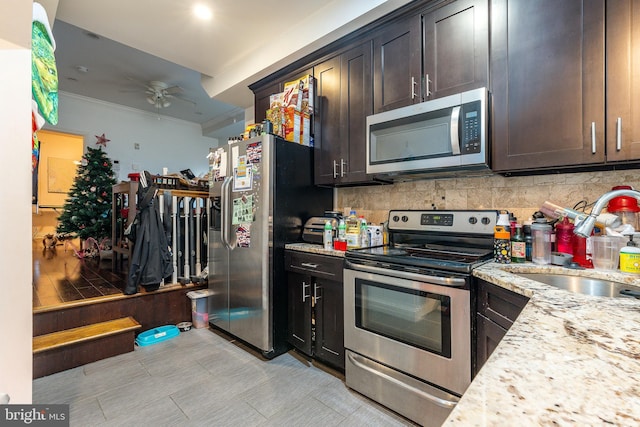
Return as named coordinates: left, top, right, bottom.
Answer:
left=468, top=217, right=478, bottom=224
left=481, top=217, right=491, bottom=225
left=392, top=215, right=400, bottom=222
left=401, top=215, right=409, bottom=222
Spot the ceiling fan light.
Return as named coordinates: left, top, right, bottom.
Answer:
left=162, top=100, right=171, bottom=108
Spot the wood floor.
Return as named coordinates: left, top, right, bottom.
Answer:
left=32, top=239, right=125, bottom=307
left=32, top=239, right=163, bottom=308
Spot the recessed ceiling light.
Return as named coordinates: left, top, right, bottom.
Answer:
left=193, top=4, right=213, bottom=20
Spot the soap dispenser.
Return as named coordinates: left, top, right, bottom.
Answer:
left=619, top=234, right=640, bottom=274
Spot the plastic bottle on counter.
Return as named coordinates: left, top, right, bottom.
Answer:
left=345, top=210, right=361, bottom=249
left=619, top=235, right=640, bottom=274
left=323, top=220, right=333, bottom=250
left=359, top=216, right=370, bottom=248
left=494, top=226, right=511, bottom=264
left=381, top=222, right=389, bottom=246
left=497, top=211, right=511, bottom=234
left=509, top=213, right=518, bottom=238
left=531, top=218, right=552, bottom=265
left=523, top=223, right=533, bottom=262
left=337, top=218, right=347, bottom=241
left=510, top=224, right=526, bottom=263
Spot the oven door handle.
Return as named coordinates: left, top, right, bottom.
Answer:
left=347, top=352, right=458, bottom=409
left=345, top=260, right=467, bottom=287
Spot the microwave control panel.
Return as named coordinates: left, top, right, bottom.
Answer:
left=461, top=101, right=482, bottom=154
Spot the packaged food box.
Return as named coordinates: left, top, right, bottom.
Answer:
left=284, top=106, right=301, bottom=143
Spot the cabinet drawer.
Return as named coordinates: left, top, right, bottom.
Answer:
left=477, top=279, right=529, bottom=330
left=285, top=250, right=344, bottom=282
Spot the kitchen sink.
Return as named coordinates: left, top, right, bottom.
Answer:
left=514, top=273, right=640, bottom=298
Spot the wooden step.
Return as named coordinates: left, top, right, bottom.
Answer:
left=33, top=317, right=141, bottom=378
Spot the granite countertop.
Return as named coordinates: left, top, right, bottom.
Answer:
left=446, top=262, right=640, bottom=426
left=285, top=242, right=346, bottom=257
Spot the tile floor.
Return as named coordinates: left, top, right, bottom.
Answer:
left=33, top=328, right=417, bottom=426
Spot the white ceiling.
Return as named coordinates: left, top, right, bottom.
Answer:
left=47, top=0, right=413, bottom=139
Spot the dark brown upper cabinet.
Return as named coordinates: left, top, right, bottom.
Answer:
left=606, top=0, right=640, bottom=163
left=253, top=80, right=281, bottom=125
left=372, top=14, right=421, bottom=113
left=423, top=0, right=488, bottom=100
left=252, top=68, right=313, bottom=125
left=373, top=0, right=488, bottom=113
left=314, top=41, right=374, bottom=186
left=491, top=0, right=606, bottom=172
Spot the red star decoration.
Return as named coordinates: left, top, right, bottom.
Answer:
left=95, top=133, right=110, bottom=147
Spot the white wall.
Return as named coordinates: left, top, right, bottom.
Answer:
left=0, top=1, right=33, bottom=404
left=49, top=92, right=220, bottom=182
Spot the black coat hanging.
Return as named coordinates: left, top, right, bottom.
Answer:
left=124, top=171, right=173, bottom=295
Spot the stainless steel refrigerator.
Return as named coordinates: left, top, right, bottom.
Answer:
left=208, top=134, right=332, bottom=358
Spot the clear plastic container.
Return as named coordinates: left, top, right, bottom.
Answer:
left=591, top=236, right=621, bottom=271
left=531, top=218, right=552, bottom=265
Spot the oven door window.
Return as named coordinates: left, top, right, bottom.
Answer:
left=355, top=278, right=451, bottom=358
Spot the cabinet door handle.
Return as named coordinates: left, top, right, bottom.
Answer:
left=591, top=122, right=597, bottom=154
left=300, top=263, right=318, bottom=269
left=425, top=73, right=432, bottom=98
left=340, top=158, right=346, bottom=177
left=411, top=76, right=418, bottom=100
left=302, top=281, right=311, bottom=302
left=616, top=117, right=622, bottom=151
left=314, top=283, right=322, bottom=301
left=332, top=160, right=338, bottom=179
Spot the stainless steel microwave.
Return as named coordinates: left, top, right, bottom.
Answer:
left=366, top=87, right=489, bottom=179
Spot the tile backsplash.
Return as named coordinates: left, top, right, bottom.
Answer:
left=337, top=169, right=640, bottom=226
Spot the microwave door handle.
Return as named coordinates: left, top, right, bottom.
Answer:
left=450, top=106, right=461, bottom=155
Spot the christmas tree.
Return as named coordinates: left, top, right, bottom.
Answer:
left=57, top=138, right=116, bottom=242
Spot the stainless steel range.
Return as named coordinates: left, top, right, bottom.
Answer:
left=344, top=209, right=498, bottom=427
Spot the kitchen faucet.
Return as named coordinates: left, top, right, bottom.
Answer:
left=574, top=189, right=640, bottom=237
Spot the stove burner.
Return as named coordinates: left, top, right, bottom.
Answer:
left=401, top=245, right=492, bottom=264
left=406, top=249, right=486, bottom=263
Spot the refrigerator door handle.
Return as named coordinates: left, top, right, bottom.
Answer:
left=221, top=176, right=233, bottom=250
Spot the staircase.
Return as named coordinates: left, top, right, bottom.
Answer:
left=32, top=283, right=204, bottom=378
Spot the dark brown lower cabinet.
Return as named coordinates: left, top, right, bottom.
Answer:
left=285, top=250, right=345, bottom=370
left=474, top=279, right=529, bottom=375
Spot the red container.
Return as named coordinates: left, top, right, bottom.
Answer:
left=128, top=172, right=140, bottom=181
left=333, top=240, right=347, bottom=251
left=572, top=235, right=593, bottom=268
left=555, top=217, right=574, bottom=254
left=607, top=185, right=640, bottom=212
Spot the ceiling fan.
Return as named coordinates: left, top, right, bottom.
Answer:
left=145, top=80, right=184, bottom=109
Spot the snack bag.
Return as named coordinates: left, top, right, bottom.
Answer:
left=269, top=93, right=284, bottom=137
